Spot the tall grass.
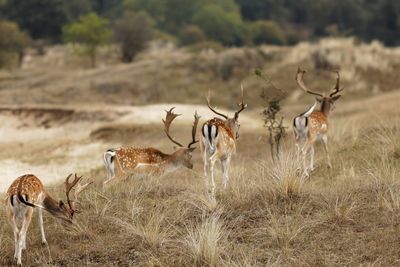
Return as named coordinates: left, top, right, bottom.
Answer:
left=184, top=214, right=225, bottom=266
left=261, top=150, right=307, bottom=201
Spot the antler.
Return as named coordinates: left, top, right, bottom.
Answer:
left=296, top=67, right=324, bottom=97
left=73, top=180, right=92, bottom=212
left=65, top=173, right=81, bottom=211
left=234, top=84, right=247, bottom=119
left=65, top=173, right=91, bottom=213
left=188, top=111, right=200, bottom=148
left=163, top=107, right=184, bottom=147
left=329, top=70, right=344, bottom=97
left=206, top=89, right=228, bottom=119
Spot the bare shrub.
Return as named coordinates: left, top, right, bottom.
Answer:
left=256, top=69, right=287, bottom=160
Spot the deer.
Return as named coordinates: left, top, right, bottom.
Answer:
left=5, top=173, right=91, bottom=266
left=293, top=67, right=344, bottom=176
left=200, top=87, right=247, bottom=197
left=103, top=108, right=200, bottom=186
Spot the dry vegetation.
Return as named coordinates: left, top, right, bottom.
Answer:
left=1, top=38, right=400, bottom=266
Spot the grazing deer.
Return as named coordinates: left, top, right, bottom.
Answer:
left=293, top=67, right=343, bottom=175
left=103, top=108, right=200, bottom=186
left=5, top=173, right=91, bottom=266
left=200, top=87, right=247, bottom=197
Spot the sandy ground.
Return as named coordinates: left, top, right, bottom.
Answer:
left=0, top=104, right=261, bottom=192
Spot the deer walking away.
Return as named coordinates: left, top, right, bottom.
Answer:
left=200, top=87, right=247, bottom=197
left=293, top=67, right=344, bottom=176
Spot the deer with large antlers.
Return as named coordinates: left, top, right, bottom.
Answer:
left=5, top=173, right=91, bottom=265
left=103, top=108, right=200, bottom=186
left=200, top=87, right=247, bottom=197
left=293, top=67, right=344, bottom=175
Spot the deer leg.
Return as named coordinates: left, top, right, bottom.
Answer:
left=221, top=157, right=230, bottom=190
left=38, top=208, right=47, bottom=244
left=203, top=151, right=209, bottom=177
left=301, top=140, right=313, bottom=176
left=322, top=135, right=332, bottom=169
left=209, top=154, right=218, bottom=199
left=17, top=208, right=33, bottom=265
left=309, top=145, right=315, bottom=171
left=7, top=205, right=19, bottom=260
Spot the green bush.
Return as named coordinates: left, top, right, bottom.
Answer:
left=0, top=20, right=29, bottom=68
left=192, top=4, right=247, bottom=46
left=251, top=20, right=287, bottom=45
left=63, top=13, right=111, bottom=67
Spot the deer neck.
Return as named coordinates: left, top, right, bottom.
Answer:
left=223, top=120, right=237, bottom=140
left=320, top=99, right=331, bottom=117
left=169, top=150, right=184, bottom=166
left=42, top=194, right=61, bottom=216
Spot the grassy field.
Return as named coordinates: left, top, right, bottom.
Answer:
left=1, top=38, right=400, bottom=266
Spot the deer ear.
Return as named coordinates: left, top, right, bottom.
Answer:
left=331, top=95, right=341, bottom=101
left=59, top=200, right=65, bottom=208
left=316, top=97, right=322, bottom=103
left=188, top=147, right=196, bottom=152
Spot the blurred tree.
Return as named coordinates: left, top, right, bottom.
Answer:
left=0, top=21, right=29, bottom=68
left=179, top=25, right=206, bottom=45
left=63, top=13, right=111, bottom=67
left=4, top=0, right=67, bottom=40
left=162, top=0, right=200, bottom=33
left=123, top=0, right=165, bottom=25
left=63, top=0, right=93, bottom=22
left=113, top=11, right=154, bottom=62
left=89, top=0, right=124, bottom=18
left=192, top=3, right=247, bottom=46
left=252, top=20, right=286, bottom=45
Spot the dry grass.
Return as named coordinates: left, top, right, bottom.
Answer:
left=2, top=109, right=400, bottom=265
left=184, top=214, right=225, bottom=266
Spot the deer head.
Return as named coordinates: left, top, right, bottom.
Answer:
left=206, top=85, right=247, bottom=138
left=163, top=108, right=200, bottom=169
left=296, top=67, right=344, bottom=115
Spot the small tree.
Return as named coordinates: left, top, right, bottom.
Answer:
left=255, top=69, right=287, bottom=160
left=0, top=21, right=29, bottom=68
left=63, top=13, right=111, bottom=67
left=113, top=11, right=153, bottom=63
